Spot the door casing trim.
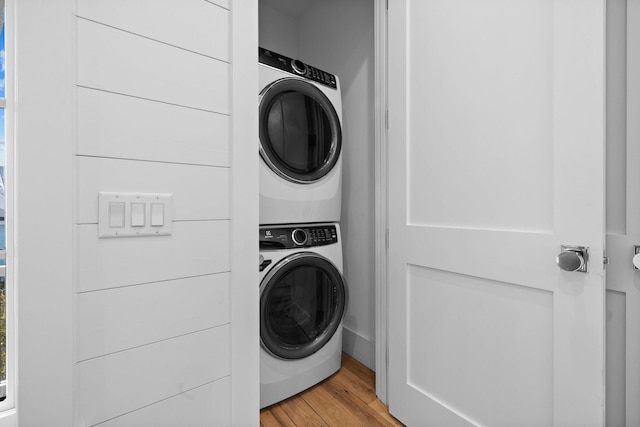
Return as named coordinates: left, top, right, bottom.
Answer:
left=374, top=0, right=388, bottom=404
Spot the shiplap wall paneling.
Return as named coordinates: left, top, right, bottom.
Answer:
left=73, top=1, right=238, bottom=424
left=76, top=0, right=230, bottom=61
left=76, top=18, right=229, bottom=113
left=77, top=88, right=230, bottom=166
left=97, top=379, right=231, bottom=427
left=77, top=326, right=230, bottom=426
left=75, top=157, right=230, bottom=224
left=75, top=221, right=230, bottom=292
left=77, top=273, right=230, bottom=361
left=206, top=0, right=230, bottom=10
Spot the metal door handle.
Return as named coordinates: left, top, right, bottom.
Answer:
left=556, top=245, right=589, bottom=273
left=633, top=246, right=640, bottom=270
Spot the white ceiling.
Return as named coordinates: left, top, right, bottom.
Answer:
left=260, top=0, right=315, bottom=18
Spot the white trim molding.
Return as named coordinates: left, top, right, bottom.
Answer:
left=230, top=0, right=260, bottom=425
left=343, top=326, right=376, bottom=371
left=15, top=0, right=75, bottom=424
left=374, top=0, right=388, bottom=405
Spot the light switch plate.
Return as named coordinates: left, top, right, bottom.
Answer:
left=98, top=192, right=173, bottom=238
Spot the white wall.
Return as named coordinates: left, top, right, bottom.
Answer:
left=14, top=1, right=259, bottom=425
left=258, top=0, right=376, bottom=370
left=298, top=0, right=376, bottom=370
left=258, top=2, right=298, bottom=58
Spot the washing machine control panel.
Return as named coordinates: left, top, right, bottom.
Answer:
left=260, top=225, right=338, bottom=249
left=259, top=47, right=338, bottom=90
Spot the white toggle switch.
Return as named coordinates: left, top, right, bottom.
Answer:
left=151, top=203, right=164, bottom=227
left=109, top=202, right=125, bottom=228
left=131, top=202, right=145, bottom=227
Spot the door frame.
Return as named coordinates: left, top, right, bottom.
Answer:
left=373, top=0, right=388, bottom=404
left=230, top=1, right=260, bottom=425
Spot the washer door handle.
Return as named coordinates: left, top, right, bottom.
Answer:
left=259, top=255, right=272, bottom=272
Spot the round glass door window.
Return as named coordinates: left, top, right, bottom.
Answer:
left=259, top=78, right=342, bottom=184
left=260, top=253, right=347, bottom=359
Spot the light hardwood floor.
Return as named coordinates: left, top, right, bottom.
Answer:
left=260, top=353, right=405, bottom=427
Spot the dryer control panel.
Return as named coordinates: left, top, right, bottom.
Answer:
left=260, top=224, right=338, bottom=249
left=259, top=47, right=338, bottom=90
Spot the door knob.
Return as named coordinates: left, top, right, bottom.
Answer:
left=556, top=245, right=589, bottom=273
left=633, top=246, right=640, bottom=270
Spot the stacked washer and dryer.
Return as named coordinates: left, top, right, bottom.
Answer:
left=258, top=47, right=348, bottom=409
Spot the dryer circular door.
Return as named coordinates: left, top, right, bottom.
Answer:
left=259, top=78, right=342, bottom=184
left=260, top=252, right=347, bottom=359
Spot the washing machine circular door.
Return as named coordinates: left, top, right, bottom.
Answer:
left=259, top=78, right=342, bottom=184
left=260, top=252, right=347, bottom=359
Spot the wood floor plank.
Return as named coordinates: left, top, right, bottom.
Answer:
left=323, top=376, right=390, bottom=427
left=270, top=405, right=297, bottom=427
left=260, top=409, right=280, bottom=427
left=301, top=383, right=362, bottom=427
left=280, top=395, right=329, bottom=427
left=341, top=352, right=375, bottom=385
left=328, top=363, right=377, bottom=404
left=368, top=399, right=405, bottom=427
left=260, top=352, right=405, bottom=427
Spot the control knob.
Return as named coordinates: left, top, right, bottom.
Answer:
left=291, top=59, right=307, bottom=76
left=291, top=228, right=308, bottom=246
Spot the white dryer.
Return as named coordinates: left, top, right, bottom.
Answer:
left=259, top=48, right=343, bottom=225
left=259, top=223, right=348, bottom=409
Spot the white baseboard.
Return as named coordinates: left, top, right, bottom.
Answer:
left=342, top=325, right=376, bottom=371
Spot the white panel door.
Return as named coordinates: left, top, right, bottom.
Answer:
left=387, top=1, right=606, bottom=426
left=605, top=1, right=640, bottom=426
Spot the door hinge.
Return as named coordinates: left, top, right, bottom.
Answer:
left=386, top=0, right=388, bottom=10
left=385, top=109, right=389, bottom=130
left=603, top=254, right=610, bottom=268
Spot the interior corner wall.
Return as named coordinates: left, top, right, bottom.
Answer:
left=258, top=3, right=299, bottom=58
left=298, top=0, right=376, bottom=370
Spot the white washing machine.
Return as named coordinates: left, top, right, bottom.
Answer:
left=259, top=47, right=343, bottom=225
left=259, top=223, right=348, bottom=408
